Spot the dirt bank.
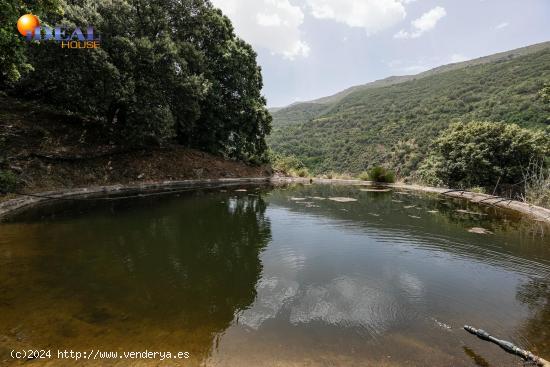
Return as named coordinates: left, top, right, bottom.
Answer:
left=0, top=95, right=271, bottom=197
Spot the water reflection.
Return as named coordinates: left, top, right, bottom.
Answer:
left=517, top=278, right=550, bottom=356
left=1, top=184, right=550, bottom=366
left=0, top=190, right=271, bottom=365
left=211, top=184, right=550, bottom=366
left=267, top=184, right=550, bottom=270
left=463, top=346, right=492, bottom=367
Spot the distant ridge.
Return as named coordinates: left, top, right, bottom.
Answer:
left=271, top=41, right=550, bottom=119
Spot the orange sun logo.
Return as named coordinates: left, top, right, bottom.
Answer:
left=17, top=14, right=40, bottom=37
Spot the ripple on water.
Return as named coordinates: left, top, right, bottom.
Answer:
left=1, top=184, right=550, bottom=366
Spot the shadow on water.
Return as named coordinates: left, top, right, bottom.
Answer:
left=462, top=346, right=492, bottom=367
left=0, top=189, right=272, bottom=365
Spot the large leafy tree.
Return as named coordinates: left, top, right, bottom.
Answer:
left=0, top=0, right=62, bottom=87
left=168, top=0, right=271, bottom=157
left=418, top=121, right=550, bottom=189
left=9, top=0, right=271, bottom=160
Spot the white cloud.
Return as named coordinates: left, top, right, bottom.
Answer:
left=256, top=13, right=283, bottom=26
left=307, top=0, right=407, bottom=35
left=393, top=29, right=410, bottom=39
left=289, top=276, right=397, bottom=330
left=412, top=6, right=446, bottom=31
left=211, top=0, right=309, bottom=60
left=495, top=22, right=509, bottom=30
left=394, top=6, right=446, bottom=39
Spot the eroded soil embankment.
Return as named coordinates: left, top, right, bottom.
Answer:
left=0, top=95, right=271, bottom=197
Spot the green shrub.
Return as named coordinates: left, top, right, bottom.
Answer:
left=367, top=166, right=396, bottom=183
left=0, top=170, right=18, bottom=193
left=271, top=154, right=306, bottom=175
left=357, top=172, right=370, bottom=181
left=418, top=121, right=550, bottom=189
left=415, top=155, right=446, bottom=187
left=290, top=167, right=310, bottom=178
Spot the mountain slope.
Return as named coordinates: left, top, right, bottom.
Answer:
left=271, top=41, right=550, bottom=127
left=268, top=43, right=550, bottom=176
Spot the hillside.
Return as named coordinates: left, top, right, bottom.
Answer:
left=268, top=42, right=550, bottom=176
left=271, top=41, right=550, bottom=125
left=0, top=96, right=270, bottom=196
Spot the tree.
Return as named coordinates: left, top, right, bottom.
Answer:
left=168, top=0, right=272, bottom=159
left=417, top=121, right=550, bottom=190
left=0, top=0, right=61, bottom=87
left=10, top=0, right=271, bottom=160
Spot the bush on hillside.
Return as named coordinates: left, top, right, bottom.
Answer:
left=417, top=121, right=550, bottom=190
left=0, top=170, right=17, bottom=193
left=292, top=167, right=310, bottom=178
left=541, top=82, right=550, bottom=124
left=357, top=172, right=370, bottom=181
left=271, top=154, right=306, bottom=175
left=541, top=82, right=550, bottom=103
left=367, top=166, right=395, bottom=183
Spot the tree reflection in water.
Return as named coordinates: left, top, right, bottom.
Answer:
left=0, top=190, right=272, bottom=364
left=517, top=278, right=550, bottom=356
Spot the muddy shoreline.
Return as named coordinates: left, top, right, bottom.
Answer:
left=1, top=177, right=549, bottom=223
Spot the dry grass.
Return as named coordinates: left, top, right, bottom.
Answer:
left=521, top=161, right=550, bottom=209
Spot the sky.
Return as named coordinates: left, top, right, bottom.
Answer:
left=210, top=0, right=550, bottom=108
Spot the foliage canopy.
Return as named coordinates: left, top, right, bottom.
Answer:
left=2, top=0, right=271, bottom=161
left=367, top=166, right=396, bottom=183
left=417, top=121, right=550, bottom=190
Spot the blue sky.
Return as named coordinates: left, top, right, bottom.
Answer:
left=211, top=0, right=550, bottom=107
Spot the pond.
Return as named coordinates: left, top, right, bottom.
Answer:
left=1, top=184, right=549, bottom=366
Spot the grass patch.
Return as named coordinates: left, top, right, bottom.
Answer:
left=521, top=162, right=550, bottom=208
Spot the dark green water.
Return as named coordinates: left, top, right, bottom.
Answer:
left=1, top=184, right=549, bottom=366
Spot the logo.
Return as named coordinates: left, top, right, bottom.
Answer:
left=17, top=13, right=100, bottom=49
left=17, top=14, right=40, bottom=37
